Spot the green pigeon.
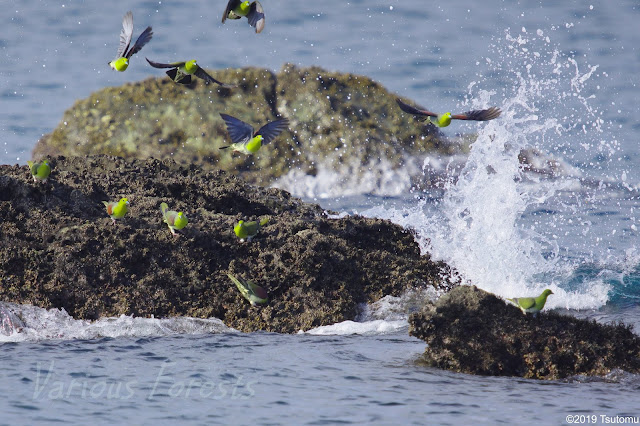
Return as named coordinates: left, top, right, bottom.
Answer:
left=222, top=0, right=265, bottom=33
left=507, top=289, right=554, bottom=314
left=219, top=114, right=289, bottom=155
left=27, top=160, right=51, bottom=183
left=227, top=273, right=268, bottom=306
left=396, top=98, right=501, bottom=128
left=234, top=217, right=268, bottom=242
left=145, top=58, right=235, bottom=88
left=160, top=202, right=188, bottom=236
left=103, top=197, right=129, bottom=225
left=109, top=11, right=153, bottom=72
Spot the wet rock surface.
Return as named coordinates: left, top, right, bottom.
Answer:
left=0, top=155, right=455, bottom=333
left=409, top=286, right=640, bottom=379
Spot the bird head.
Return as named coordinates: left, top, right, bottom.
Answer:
left=112, top=57, right=129, bottom=71
left=42, top=160, right=49, bottom=166
left=542, top=289, right=554, bottom=296
left=119, top=197, right=129, bottom=205
left=185, top=60, right=198, bottom=73
left=237, top=220, right=244, bottom=226
left=242, top=1, right=250, bottom=7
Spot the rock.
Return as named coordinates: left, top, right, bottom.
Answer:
left=409, top=286, right=640, bottom=379
left=0, top=155, right=456, bottom=333
left=33, top=64, right=455, bottom=188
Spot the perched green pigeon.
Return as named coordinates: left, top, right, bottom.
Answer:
left=109, top=11, right=153, bottom=72
left=222, top=0, right=265, bottom=34
left=234, top=217, right=268, bottom=242
left=145, top=58, right=235, bottom=88
left=103, top=197, right=129, bottom=225
left=219, top=114, right=289, bottom=154
left=227, top=273, right=268, bottom=306
left=507, top=289, right=554, bottom=314
left=396, top=98, right=501, bottom=128
left=160, top=202, right=188, bottom=236
left=27, top=160, right=51, bottom=183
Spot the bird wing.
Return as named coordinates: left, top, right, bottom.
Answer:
left=103, top=201, right=114, bottom=215
left=247, top=1, right=265, bottom=33
left=396, top=98, right=438, bottom=120
left=146, top=58, right=184, bottom=69
left=222, top=0, right=242, bottom=23
left=516, top=297, right=536, bottom=310
left=451, top=107, right=501, bottom=121
left=126, top=26, right=153, bottom=58
left=247, top=280, right=268, bottom=300
left=117, top=11, right=134, bottom=58
left=220, top=113, right=254, bottom=145
left=194, top=67, right=234, bottom=88
left=164, top=211, right=179, bottom=226
left=255, top=118, right=289, bottom=145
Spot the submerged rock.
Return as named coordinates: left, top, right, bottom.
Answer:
left=0, top=155, right=456, bottom=333
left=409, top=286, right=640, bottom=379
left=33, top=64, right=454, bottom=188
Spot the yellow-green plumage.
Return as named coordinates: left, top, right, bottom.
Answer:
left=507, top=289, right=554, bottom=314
left=396, top=98, right=501, bottom=128
left=219, top=114, right=289, bottom=155
left=145, top=58, right=234, bottom=87
left=234, top=217, right=268, bottom=241
left=103, top=197, right=129, bottom=225
left=222, top=0, right=265, bottom=33
left=160, top=202, right=188, bottom=236
left=27, top=160, right=51, bottom=183
left=109, top=11, right=153, bottom=72
left=227, top=273, right=268, bottom=306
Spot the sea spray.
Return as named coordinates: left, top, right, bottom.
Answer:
left=363, top=28, right=614, bottom=310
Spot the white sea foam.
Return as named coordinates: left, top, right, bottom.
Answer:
left=272, top=155, right=422, bottom=199
left=304, top=287, right=442, bottom=335
left=305, top=319, right=407, bottom=336
left=0, top=302, right=233, bottom=343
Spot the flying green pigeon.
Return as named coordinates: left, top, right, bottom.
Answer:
left=222, top=0, right=265, bottom=33
left=103, top=197, right=130, bottom=225
left=396, top=98, right=501, bottom=128
left=507, top=289, right=554, bottom=314
left=227, top=273, right=268, bottom=306
left=219, top=114, right=289, bottom=154
left=145, top=58, right=235, bottom=87
left=160, top=202, right=188, bottom=236
left=109, top=11, right=153, bottom=72
left=27, top=160, right=51, bottom=183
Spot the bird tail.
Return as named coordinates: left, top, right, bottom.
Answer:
left=219, top=146, right=230, bottom=150
left=102, top=201, right=109, bottom=207
left=160, top=202, right=168, bottom=216
left=259, top=217, right=269, bottom=226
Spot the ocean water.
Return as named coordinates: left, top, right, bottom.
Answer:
left=2, top=0, right=640, bottom=424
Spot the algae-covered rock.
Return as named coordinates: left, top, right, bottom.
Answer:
left=0, top=155, right=456, bottom=333
left=33, top=64, right=450, bottom=187
left=408, top=285, right=640, bottom=379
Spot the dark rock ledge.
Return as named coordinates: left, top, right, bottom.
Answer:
left=409, top=286, right=640, bottom=380
left=0, top=155, right=456, bottom=333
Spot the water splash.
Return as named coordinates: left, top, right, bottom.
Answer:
left=365, top=28, right=615, bottom=310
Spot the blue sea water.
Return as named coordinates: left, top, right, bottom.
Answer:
left=2, top=0, right=640, bottom=424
